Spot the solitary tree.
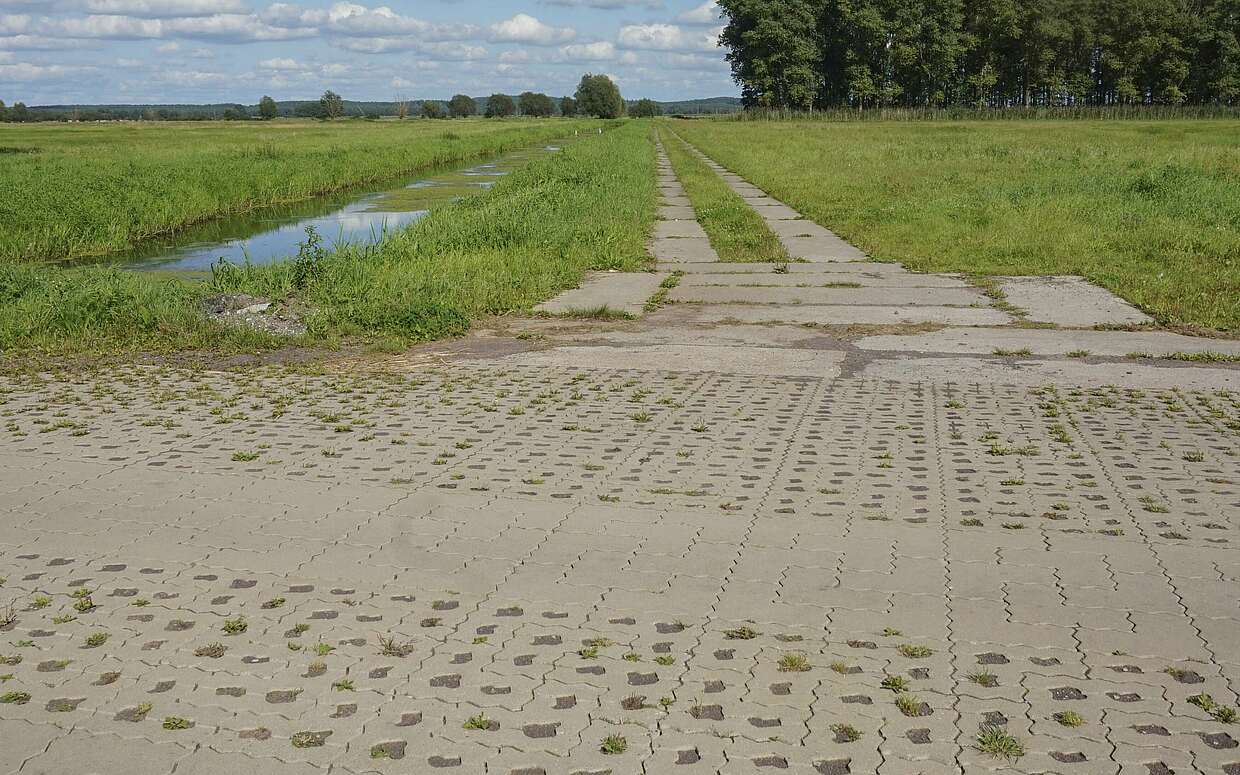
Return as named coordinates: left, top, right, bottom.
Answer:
left=630, top=98, right=663, bottom=117
left=559, top=95, right=577, bottom=116
left=448, top=94, right=477, bottom=117
left=575, top=74, right=624, bottom=118
left=394, top=95, right=411, bottom=119
left=518, top=91, right=556, bottom=117
left=319, top=90, right=344, bottom=120
left=259, top=95, right=278, bottom=120
left=8, top=102, right=31, bottom=123
left=484, top=93, right=516, bottom=117
left=421, top=100, right=446, bottom=119
left=0, top=100, right=7, bottom=122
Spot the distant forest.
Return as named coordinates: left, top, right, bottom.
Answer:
left=2, top=96, right=743, bottom=123
left=718, top=0, right=1240, bottom=108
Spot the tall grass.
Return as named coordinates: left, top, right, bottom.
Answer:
left=0, top=120, right=657, bottom=354
left=675, top=118, right=1240, bottom=331
left=658, top=127, right=788, bottom=263
left=211, top=121, right=657, bottom=342
left=0, top=118, right=602, bottom=263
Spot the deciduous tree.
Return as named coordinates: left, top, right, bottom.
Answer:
left=518, top=91, right=556, bottom=117
left=259, top=95, right=278, bottom=120
left=630, top=98, right=663, bottom=117
left=319, top=90, right=344, bottom=119
left=484, top=93, right=516, bottom=117
left=575, top=74, right=624, bottom=118
left=448, top=94, right=477, bottom=117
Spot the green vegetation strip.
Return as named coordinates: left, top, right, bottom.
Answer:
left=0, top=120, right=656, bottom=354
left=673, top=119, right=1240, bottom=332
left=658, top=127, right=788, bottom=264
left=0, top=118, right=600, bottom=263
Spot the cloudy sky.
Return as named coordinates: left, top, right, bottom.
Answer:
left=0, top=0, right=732, bottom=106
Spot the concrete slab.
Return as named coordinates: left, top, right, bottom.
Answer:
left=766, top=219, right=837, bottom=240
left=676, top=303, right=1013, bottom=326
left=669, top=285, right=985, bottom=306
left=658, top=260, right=906, bottom=274
left=999, top=275, right=1153, bottom=326
left=748, top=203, right=803, bottom=219
left=651, top=238, right=720, bottom=263
left=534, top=271, right=667, bottom=317
left=854, top=326, right=1240, bottom=357
left=679, top=271, right=970, bottom=289
left=653, top=220, right=708, bottom=240
left=857, top=354, right=1240, bottom=390
left=658, top=205, right=697, bottom=220
left=492, top=344, right=845, bottom=377
left=781, top=235, right=868, bottom=261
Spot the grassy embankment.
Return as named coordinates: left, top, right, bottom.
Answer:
left=657, top=127, right=787, bottom=264
left=0, top=120, right=657, bottom=354
left=0, top=118, right=597, bottom=262
left=674, top=119, right=1240, bottom=332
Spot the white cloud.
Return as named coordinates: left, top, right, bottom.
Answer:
left=0, top=50, right=11, bottom=61
left=156, top=41, right=178, bottom=52
left=559, top=40, right=615, bottom=61
left=617, top=23, right=719, bottom=51
left=676, top=1, right=721, bottom=25
left=489, top=13, right=574, bottom=46
left=0, top=61, right=92, bottom=80
left=545, top=0, right=661, bottom=7
left=258, top=56, right=303, bottom=70
left=0, top=34, right=86, bottom=49
left=83, top=0, right=248, bottom=17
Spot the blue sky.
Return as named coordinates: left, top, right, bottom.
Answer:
left=0, top=0, right=734, bottom=106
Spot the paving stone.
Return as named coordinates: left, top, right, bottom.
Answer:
left=998, top=275, right=1154, bottom=326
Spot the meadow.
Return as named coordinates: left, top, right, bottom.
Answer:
left=0, top=118, right=597, bottom=263
left=0, top=120, right=655, bottom=354
left=674, top=119, right=1240, bottom=332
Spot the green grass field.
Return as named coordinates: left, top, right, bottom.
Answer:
left=674, top=119, right=1240, bottom=332
left=0, top=118, right=598, bottom=263
left=0, top=121, right=655, bottom=354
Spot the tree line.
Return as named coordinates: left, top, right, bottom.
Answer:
left=717, top=0, right=1240, bottom=109
left=0, top=74, right=669, bottom=123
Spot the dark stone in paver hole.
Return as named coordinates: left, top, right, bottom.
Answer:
left=907, top=729, right=931, bottom=744
left=976, top=653, right=1009, bottom=665
left=628, top=672, right=658, bottom=686
left=1051, top=687, right=1087, bottom=700
left=46, top=698, right=84, bottom=712
left=770, top=682, right=791, bottom=695
left=428, top=755, right=462, bottom=767
left=690, top=705, right=724, bottom=720
left=1051, top=752, right=1087, bottom=763
left=430, top=674, right=461, bottom=688
left=1111, top=664, right=1143, bottom=673
left=398, top=712, right=422, bottom=726
left=676, top=750, right=701, bottom=764
left=371, top=741, right=406, bottom=760
left=982, top=711, right=1007, bottom=726
left=1030, top=657, right=1060, bottom=666
left=239, top=728, right=271, bottom=740
left=555, top=696, right=576, bottom=709
left=1221, top=763, right=1240, bottom=775
left=1134, top=725, right=1169, bottom=736
left=841, top=695, right=871, bottom=705
left=1145, top=763, right=1174, bottom=775
left=266, top=690, right=301, bottom=703
left=1200, top=733, right=1238, bottom=749
left=512, top=769, right=547, bottom=775
left=815, top=759, right=851, bottom=775
left=749, top=717, right=781, bottom=728
left=753, top=756, right=788, bottom=768
left=523, top=723, right=559, bottom=738
left=1109, top=692, right=1142, bottom=702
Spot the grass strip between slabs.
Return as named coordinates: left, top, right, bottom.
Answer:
left=658, top=127, right=789, bottom=264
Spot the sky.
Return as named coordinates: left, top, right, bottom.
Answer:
left=0, top=0, right=735, bottom=106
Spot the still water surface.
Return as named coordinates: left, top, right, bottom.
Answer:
left=89, top=143, right=564, bottom=273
